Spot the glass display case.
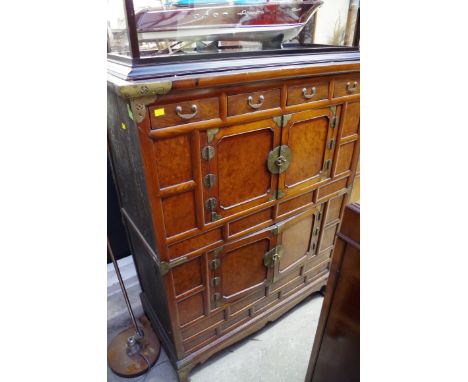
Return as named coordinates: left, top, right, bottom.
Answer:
left=107, top=0, right=359, bottom=65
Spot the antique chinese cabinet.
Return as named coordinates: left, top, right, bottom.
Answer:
left=107, top=0, right=360, bottom=380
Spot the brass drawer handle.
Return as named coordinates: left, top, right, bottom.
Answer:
left=175, top=104, right=198, bottom=120
left=302, top=86, right=317, bottom=99
left=346, top=81, right=359, bottom=94
left=247, top=95, right=265, bottom=109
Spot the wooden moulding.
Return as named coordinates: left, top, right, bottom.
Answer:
left=107, top=60, right=359, bottom=124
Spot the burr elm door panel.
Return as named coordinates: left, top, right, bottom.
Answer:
left=273, top=205, right=324, bottom=281
left=201, top=119, right=280, bottom=224
left=279, top=107, right=338, bottom=198
left=209, top=228, right=277, bottom=309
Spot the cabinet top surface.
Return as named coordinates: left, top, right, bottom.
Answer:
left=108, top=51, right=360, bottom=97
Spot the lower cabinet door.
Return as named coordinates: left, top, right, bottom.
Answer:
left=208, top=228, right=278, bottom=309
left=273, top=204, right=324, bottom=281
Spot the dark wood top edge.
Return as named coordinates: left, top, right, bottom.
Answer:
left=108, top=51, right=359, bottom=81
left=108, top=52, right=360, bottom=96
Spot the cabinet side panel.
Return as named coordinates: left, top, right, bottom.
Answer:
left=107, top=89, right=174, bottom=347
left=107, top=89, right=156, bottom=248
left=127, top=227, right=176, bottom=357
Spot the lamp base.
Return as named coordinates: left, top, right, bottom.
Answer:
left=108, top=316, right=161, bottom=378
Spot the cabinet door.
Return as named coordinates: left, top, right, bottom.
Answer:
left=278, top=107, right=338, bottom=198
left=208, top=228, right=277, bottom=309
left=201, top=118, right=280, bottom=223
left=272, top=205, right=324, bottom=281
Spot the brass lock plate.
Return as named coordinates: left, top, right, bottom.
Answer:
left=267, top=145, right=292, bottom=174
left=264, top=245, right=284, bottom=268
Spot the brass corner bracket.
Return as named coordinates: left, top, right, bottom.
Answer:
left=117, top=81, right=172, bottom=124
left=118, top=81, right=173, bottom=99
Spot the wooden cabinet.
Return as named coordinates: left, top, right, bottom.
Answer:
left=108, top=59, right=360, bottom=382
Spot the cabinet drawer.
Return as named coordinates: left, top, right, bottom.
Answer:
left=227, top=89, right=281, bottom=116
left=150, top=97, right=220, bottom=129
left=333, top=76, right=360, bottom=98
left=287, top=80, right=329, bottom=106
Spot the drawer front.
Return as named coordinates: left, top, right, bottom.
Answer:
left=287, top=80, right=329, bottom=106
left=150, top=97, right=220, bottom=129
left=227, top=89, right=281, bottom=116
left=333, top=76, right=360, bottom=98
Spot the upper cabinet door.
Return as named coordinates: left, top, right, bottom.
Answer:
left=277, top=107, right=339, bottom=199
left=201, top=118, right=280, bottom=224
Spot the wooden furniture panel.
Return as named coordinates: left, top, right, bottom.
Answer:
left=333, top=75, right=360, bottom=98
left=317, top=177, right=349, bottom=202
left=341, top=102, right=360, bottom=138
left=154, top=135, right=194, bottom=188
left=287, top=79, right=329, bottom=106
left=279, top=107, right=338, bottom=198
left=178, top=292, right=205, bottom=327
left=150, top=97, right=220, bottom=129
left=335, top=141, right=357, bottom=176
left=227, top=88, right=281, bottom=116
left=168, top=228, right=223, bottom=260
left=277, top=191, right=314, bottom=218
left=201, top=118, right=280, bottom=223
left=211, top=229, right=277, bottom=306
left=107, top=60, right=360, bottom=382
left=228, top=208, right=274, bottom=237
left=305, top=203, right=360, bottom=382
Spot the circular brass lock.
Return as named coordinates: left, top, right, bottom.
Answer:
left=267, top=145, right=292, bottom=174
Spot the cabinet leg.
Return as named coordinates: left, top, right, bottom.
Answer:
left=177, top=364, right=193, bottom=382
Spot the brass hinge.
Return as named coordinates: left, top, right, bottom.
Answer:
left=206, top=198, right=221, bottom=221
left=211, top=292, right=222, bottom=308
left=160, top=256, right=189, bottom=276
left=264, top=245, right=284, bottom=268
left=203, top=174, right=216, bottom=189
left=329, top=106, right=339, bottom=129
left=211, top=277, right=221, bottom=287
left=330, top=115, right=340, bottom=129
left=210, top=258, right=220, bottom=270
left=324, top=159, right=332, bottom=171
left=201, top=145, right=215, bottom=161
left=205, top=197, right=217, bottom=210
left=328, top=138, right=336, bottom=150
